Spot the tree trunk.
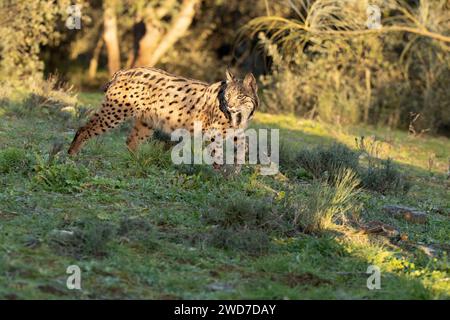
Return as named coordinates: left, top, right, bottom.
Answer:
left=103, top=0, right=120, bottom=75
left=133, top=0, right=199, bottom=67
left=134, top=20, right=163, bottom=67
left=364, top=68, right=371, bottom=123
left=148, top=0, right=199, bottom=66
left=88, top=34, right=104, bottom=80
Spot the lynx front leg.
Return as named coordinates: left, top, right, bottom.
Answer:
left=232, top=132, right=247, bottom=174
left=212, top=146, right=224, bottom=171
left=126, top=119, right=154, bottom=152
left=205, top=130, right=224, bottom=171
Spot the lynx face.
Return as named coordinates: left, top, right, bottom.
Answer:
left=222, top=70, right=259, bottom=128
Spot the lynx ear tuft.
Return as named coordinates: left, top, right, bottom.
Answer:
left=243, top=73, right=257, bottom=93
left=225, top=68, right=236, bottom=83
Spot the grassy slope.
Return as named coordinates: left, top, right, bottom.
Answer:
left=0, top=92, right=448, bottom=299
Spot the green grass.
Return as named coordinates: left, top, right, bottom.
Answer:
left=0, top=92, right=448, bottom=299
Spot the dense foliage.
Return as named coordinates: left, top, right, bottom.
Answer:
left=1, top=0, right=448, bottom=134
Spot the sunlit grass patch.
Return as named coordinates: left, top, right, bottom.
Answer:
left=285, top=169, right=361, bottom=234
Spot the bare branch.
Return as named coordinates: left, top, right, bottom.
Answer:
left=147, top=0, right=200, bottom=66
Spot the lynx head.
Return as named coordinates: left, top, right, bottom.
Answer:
left=220, top=69, right=259, bottom=128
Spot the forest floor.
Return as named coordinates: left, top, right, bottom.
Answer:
left=0, top=91, right=449, bottom=299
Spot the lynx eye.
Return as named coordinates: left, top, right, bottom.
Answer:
left=237, top=94, right=245, bottom=100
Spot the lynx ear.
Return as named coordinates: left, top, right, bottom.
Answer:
left=225, top=68, right=236, bottom=83
left=243, top=73, right=257, bottom=93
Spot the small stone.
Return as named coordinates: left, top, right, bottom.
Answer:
left=416, top=245, right=437, bottom=257
left=48, top=229, right=76, bottom=245
left=206, top=282, right=234, bottom=292
left=383, top=205, right=427, bottom=224
left=362, top=220, right=400, bottom=238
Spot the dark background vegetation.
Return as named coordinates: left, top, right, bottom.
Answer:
left=1, top=0, right=449, bottom=135
left=0, top=0, right=449, bottom=300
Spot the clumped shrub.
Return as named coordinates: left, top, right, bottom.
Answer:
left=201, top=197, right=288, bottom=254
left=278, top=141, right=298, bottom=170
left=0, top=147, right=32, bottom=174
left=123, top=140, right=172, bottom=177
left=206, top=227, right=271, bottom=255
left=295, top=143, right=360, bottom=183
left=118, top=216, right=154, bottom=237
left=118, top=216, right=160, bottom=251
left=356, top=136, right=411, bottom=195
left=284, top=142, right=410, bottom=195
left=202, top=172, right=361, bottom=240
left=360, top=159, right=411, bottom=195
left=286, top=169, right=361, bottom=234
left=202, top=196, right=285, bottom=231
left=33, top=158, right=89, bottom=193
left=49, top=218, right=116, bottom=258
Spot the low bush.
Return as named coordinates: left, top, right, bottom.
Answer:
left=48, top=218, right=116, bottom=258
left=0, top=147, right=32, bottom=174
left=285, top=169, right=361, bottom=234
left=122, top=140, right=172, bottom=177
left=118, top=216, right=160, bottom=251
left=33, top=158, right=89, bottom=193
left=295, top=143, right=360, bottom=183
left=281, top=142, right=410, bottom=195
left=360, top=159, right=411, bottom=195
left=201, top=196, right=288, bottom=254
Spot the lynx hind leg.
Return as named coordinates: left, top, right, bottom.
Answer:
left=68, top=101, right=131, bottom=155
left=126, top=119, right=154, bottom=152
